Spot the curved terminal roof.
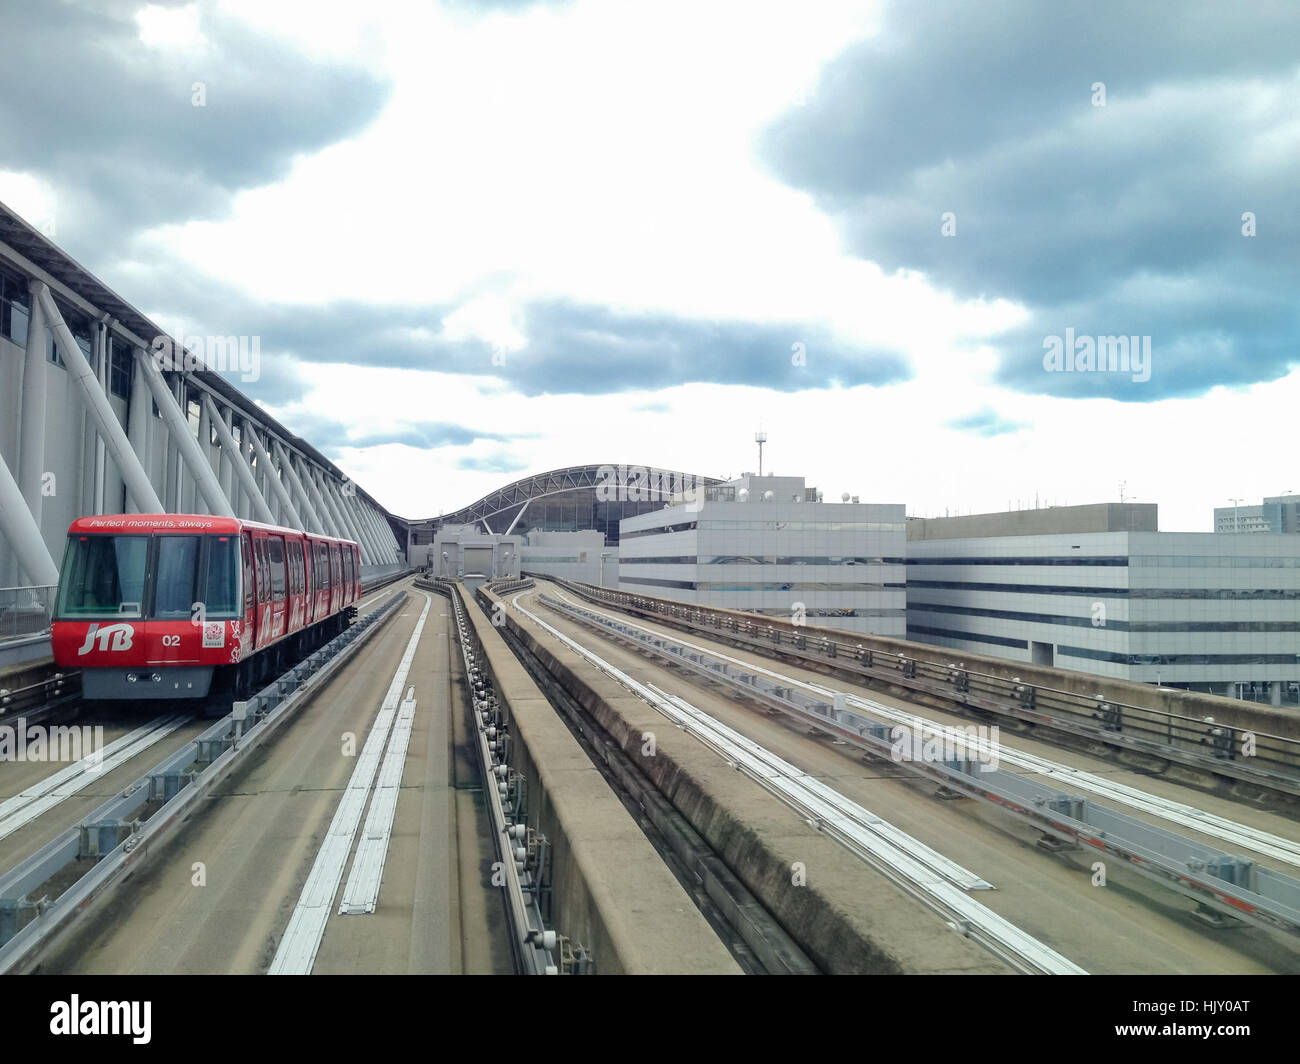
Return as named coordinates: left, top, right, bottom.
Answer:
left=427, top=464, right=723, bottom=532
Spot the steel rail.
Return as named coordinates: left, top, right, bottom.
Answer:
left=552, top=588, right=1300, bottom=870
left=509, top=592, right=1086, bottom=975
left=0, top=592, right=407, bottom=973
left=537, top=591, right=1300, bottom=944
left=556, top=580, right=1300, bottom=793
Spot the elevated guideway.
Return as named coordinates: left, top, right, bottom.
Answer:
left=487, top=578, right=1300, bottom=973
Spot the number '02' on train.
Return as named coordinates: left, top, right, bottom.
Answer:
left=50, top=515, right=363, bottom=700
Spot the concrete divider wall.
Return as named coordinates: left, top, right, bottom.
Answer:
left=584, top=588, right=1300, bottom=742
left=457, top=584, right=740, bottom=974
left=490, top=588, right=1010, bottom=974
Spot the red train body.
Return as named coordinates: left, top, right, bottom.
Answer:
left=51, top=515, right=362, bottom=700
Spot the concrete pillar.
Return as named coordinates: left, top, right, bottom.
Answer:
left=298, top=461, right=343, bottom=537
left=1271, top=680, right=1283, bottom=707
left=238, top=419, right=253, bottom=520
left=325, top=478, right=366, bottom=550
left=358, top=503, right=387, bottom=562
left=244, top=427, right=303, bottom=529
left=347, top=497, right=384, bottom=563
left=18, top=279, right=47, bottom=523
left=368, top=506, right=398, bottom=563
left=181, top=383, right=197, bottom=514
left=90, top=320, right=108, bottom=514
left=125, top=343, right=152, bottom=513
left=203, top=398, right=274, bottom=524
left=195, top=396, right=212, bottom=516
left=312, top=469, right=351, bottom=541
left=273, top=442, right=324, bottom=532
left=0, top=449, right=59, bottom=586
left=134, top=352, right=232, bottom=517
left=36, top=284, right=163, bottom=514
left=219, top=405, right=235, bottom=511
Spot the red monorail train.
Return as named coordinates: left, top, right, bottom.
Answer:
left=51, top=515, right=362, bottom=700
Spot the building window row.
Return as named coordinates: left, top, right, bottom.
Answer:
left=620, top=521, right=699, bottom=539
left=910, top=600, right=1300, bottom=633
left=746, top=607, right=907, bottom=619
left=0, top=264, right=30, bottom=345
left=1059, top=645, right=1300, bottom=667
left=705, top=521, right=904, bottom=532
left=1130, top=555, right=1300, bottom=569
left=620, top=575, right=905, bottom=592
left=906, top=624, right=1029, bottom=650
left=108, top=335, right=134, bottom=399
left=618, top=555, right=906, bottom=566
left=908, top=579, right=1300, bottom=600
left=912, top=554, right=1300, bottom=569
left=908, top=556, right=1129, bottom=567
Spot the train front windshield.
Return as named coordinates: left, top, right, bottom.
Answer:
left=56, top=535, right=148, bottom=617
left=56, top=534, right=240, bottom=620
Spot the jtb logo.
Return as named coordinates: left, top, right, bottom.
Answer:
left=76, top=623, right=135, bottom=655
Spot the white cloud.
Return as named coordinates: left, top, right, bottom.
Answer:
left=26, top=0, right=1286, bottom=532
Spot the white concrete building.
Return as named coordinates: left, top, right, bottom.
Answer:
left=519, top=530, right=616, bottom=587
left=1212, top=495, right=1300, bottom=534
left=906, top=509, right=1300, bottom=706
left=617, top=474, right=906, bottom=636
left=429, top=525, right=521, bottom=586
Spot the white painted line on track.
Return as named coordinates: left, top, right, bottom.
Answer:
left=513, top=591, right=1086, bottom=975
left=551, top=589, right=1300, bottom=869
left=269, top=591, right=431, bottom=974
left=0, top=715, right=186, bottom=841
left=338, top=684, right=418, bottom=915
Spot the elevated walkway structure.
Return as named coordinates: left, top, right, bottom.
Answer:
left=0, top=200, right=406, bottom=619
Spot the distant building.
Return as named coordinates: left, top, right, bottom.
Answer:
left=404, top=464, right=722, bottom=555
left=519, top=529, right=616, bottom=587
left=908, top=502, right=1157, bottom=540
left=1212, top=495, right=1300, bottom=534
left=617, top=474, right=906, bottom=636
left=905, top=504, right=1300, bottom=705
left=429, top=524, right=520, bottom=589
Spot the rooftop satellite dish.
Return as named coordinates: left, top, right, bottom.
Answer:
left=762, top=490, right=775, bottom=502
left=737, top=488, right=749, bottom=501
left=841, top=492, right=850, bottom=502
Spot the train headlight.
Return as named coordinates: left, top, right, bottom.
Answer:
left=126, top=673, right=138, bottom=683
left=151, top=673, right=162, bottom=683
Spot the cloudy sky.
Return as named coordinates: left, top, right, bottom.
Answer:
left=1, top=0, right=1295, bottom=528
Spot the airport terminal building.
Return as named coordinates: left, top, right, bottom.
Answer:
left=617, top=474, right=907, bottom=636
left=905, top=505, right=1300, bottom=705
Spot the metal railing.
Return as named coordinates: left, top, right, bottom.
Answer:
left=550, top=579, right=1300, bottom=796
left=0, top=586, right=55, bottom=642
left=542, top=593, right=1300, bottom=946
left=444, top=582, right=590, bottom=974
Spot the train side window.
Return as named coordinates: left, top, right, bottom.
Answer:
left=243, top=535, right=255, bottom=611
left=267, top=536, right=286, bottom=598
left=256, top=538, right=268, bottom=603
left=203, top=535, right=239, bottom=616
